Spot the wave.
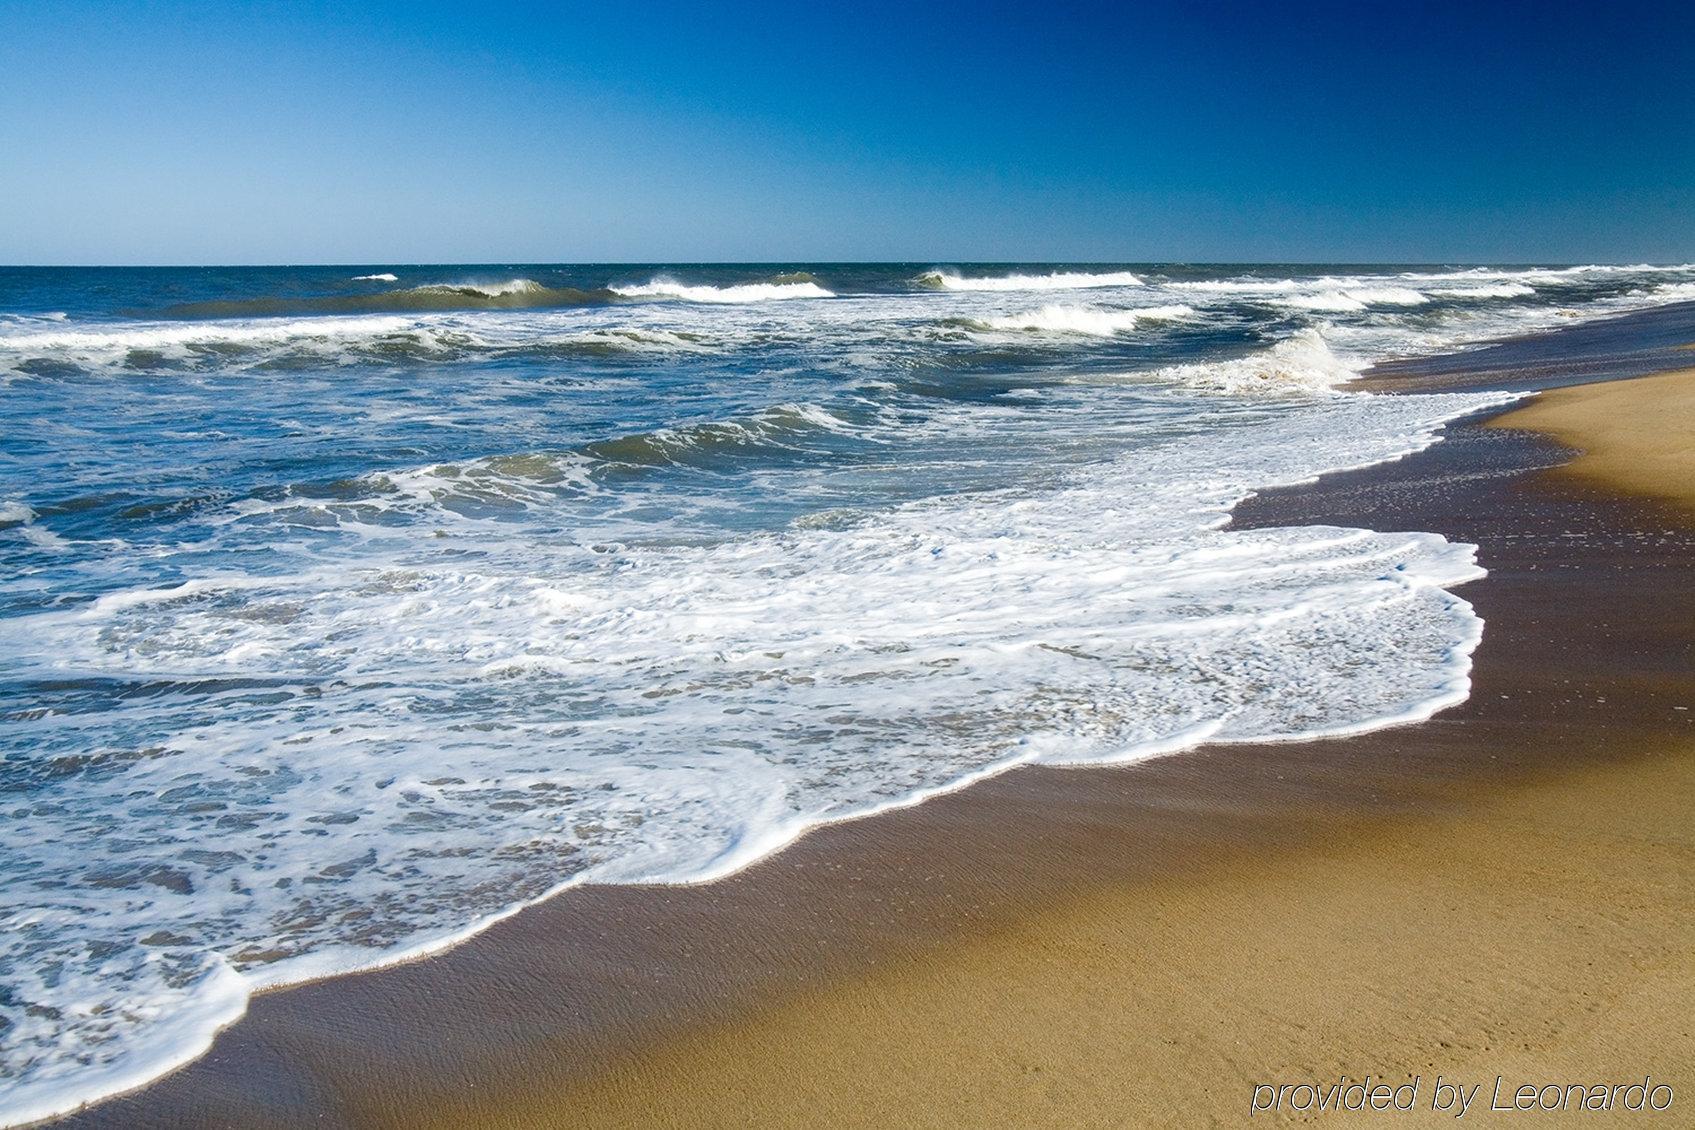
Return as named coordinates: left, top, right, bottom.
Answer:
left=969, top=303, right=1194, bottom=337
left=162, top=279, right=614, bottom=318
left=350, top=273, right=399, bottom=282
left=609, top=278, right=835, bottom=302
left=0, top=500, right=36, bottom=527
left=1403, top=263, right=1695, bottom=285
left=0, top=315, right=421, bottom=356
left=237, top=401, right=865, bottom=528
left=917, top=269, right=1145, bottom=291
left=0, top=315, right=714, bottom=376
left=1428, top=282, right=1536, bottom=299
left=1284, top=287, right=1429, bottom=312
left=581, top=402, right=855, bottom=467
left=1169, top=278, right=1305, bottom=294
left=1144, top=328, right=1359, bottom=394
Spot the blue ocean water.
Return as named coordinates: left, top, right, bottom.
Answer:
left=1, top=262, right=1692, bottom=1122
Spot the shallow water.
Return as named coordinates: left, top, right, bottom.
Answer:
left=2, top=261, right=1692, bottom=1123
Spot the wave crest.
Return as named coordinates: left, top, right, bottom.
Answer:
left=610, top=278, right=835, bottom=302
left=1147, top=328, right=1358, bottom=394
left=1284, top=287, right=1429, bottom=312
left=916, top=269, right=1144, bottom=292
left=970, top=303, right=1193, bottom=336
left=163, top=279, right=611, bottom=318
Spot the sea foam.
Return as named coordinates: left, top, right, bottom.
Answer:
left=611, top=278, right=835, bottom=302
left=975, top=303, right=1193, bottom=336
left=919, top=269, right=1145, bottom=291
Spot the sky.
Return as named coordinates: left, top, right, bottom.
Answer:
left=1, top=0, right=1691, bottom=265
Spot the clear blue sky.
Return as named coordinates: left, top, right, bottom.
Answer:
left=2, top=0, right=1691, bottom=264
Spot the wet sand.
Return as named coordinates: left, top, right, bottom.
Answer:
left=62, top=305, right=1695, bottom=1128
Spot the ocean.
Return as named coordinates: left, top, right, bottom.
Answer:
left=2, top=261, right=1692, bottom=1123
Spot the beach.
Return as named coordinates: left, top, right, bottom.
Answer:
left=52, top=303, right=1695, bottom=1128
left=7, top=1, right=1692, bottom=1122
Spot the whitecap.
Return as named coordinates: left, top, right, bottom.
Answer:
left=918, top=269, right=1144, bottom=291
left=974, top=303, right=1193, bottom=336
left=611, top=279, right=835, bottom=302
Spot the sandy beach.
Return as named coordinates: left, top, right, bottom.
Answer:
left=45, top=307, right=1692, bottom=1129
left=6, top=5, right=1693, bottom=1125
left=1485, top=366, right=1695, bottom=516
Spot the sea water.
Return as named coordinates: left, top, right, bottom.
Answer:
left=2, top=261, right=1692, bottom=1122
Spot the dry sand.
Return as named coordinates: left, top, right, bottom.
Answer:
left=1487, top=366, right=1695, bottom=516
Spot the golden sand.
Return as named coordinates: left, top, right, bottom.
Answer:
left=1489, top=366, right=1695, bottom=514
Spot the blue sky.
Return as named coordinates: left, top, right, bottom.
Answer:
left=2, top=0, right=1691, bottom=264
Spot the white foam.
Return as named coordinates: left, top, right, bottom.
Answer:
left=351, top=272, right=399, bottom=282
left=611, top=279, right=835, bottom=302
left=976, top=303, right=1193, bottom=336
left=920, top=269, right=1145, bottom=291
left=1429, top=282, right=1535, bottom=299
left=1169, top=277, right=1304, bottom=293
left=1144, top=327, right=1359, bottom=394
left=0, top=310, right=721, bottom=376
left=0, top=314, right=419, bottom=355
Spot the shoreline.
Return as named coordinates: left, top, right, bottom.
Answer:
left=56, top=305, right=1695, bottom=1128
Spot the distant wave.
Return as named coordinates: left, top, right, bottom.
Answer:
left=0, top=315, right=421, bottom=355
left=163, top=279, right=614, bottom=318
left=350, top=273, right=399, bottom=282
left=968, top=303, right=1193, bottom=337
left=1167, top=278, right=1433, bottom=311
left=1284, top=287, right=1429, bottom=312
left=0, top=315, right=713, bottom=376
left=1169, top=278, right=1305, bottom=294
left=1407, top=264, right=1695, bottom=285
left=917, top=269, right=1144, bottom=292
left=610, top=278, right=835, bottom=302
left=1428, top=282, right=1535, bottom=299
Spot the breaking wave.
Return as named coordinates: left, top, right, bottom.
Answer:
left=1428, top=282, right=1536, bottom=299
left=1145, top=328, right=1360, bottom=394
left=0, top=315, right=712, bottom=376
left=609, top=278, right=835, bottom=302
left=967, top=303, right=1193, bottom=336
left=163, top=279, right=614, bottom=318
left=917, top=269, right=1145, bottom=291
left=1284, top=287, right=1430, bottom=312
